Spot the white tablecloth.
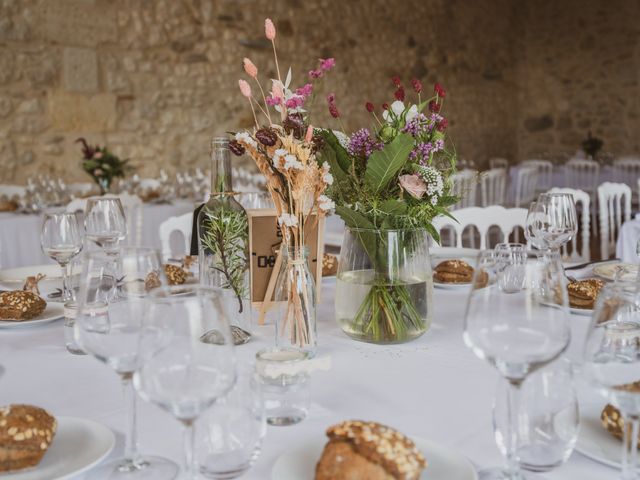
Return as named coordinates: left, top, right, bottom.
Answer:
left=0, top=201, right=196, bottom=269
left=0, top=276, right=619, bottom=479
left=616, top=214, right=640, bottom=263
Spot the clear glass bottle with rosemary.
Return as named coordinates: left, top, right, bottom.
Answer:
left=197, top=137, right=250, bottom=329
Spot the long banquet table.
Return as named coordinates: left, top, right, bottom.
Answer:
left=0, top=275, right=620, bottom=479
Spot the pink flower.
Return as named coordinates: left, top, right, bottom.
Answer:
left=437, top=118, right=449, bottom=132
left=309, top=69, right=323, bottom=79
left=365, top=102, right=375, bottom=113
left=265, top=18, right=276, bottom=40
left=326, top=93, right=336, bottom=104
left=305, top=125, right=313, bottom=143
left=319, top=58, right=335, bottom=71
left=428, top=100, right=440, bottom=113
left=411, top=78, right=422, bottom=93
left=285, top=95, right=304, bottom=109
left=399, top=174, right=427, bottom=199
left=271, top=81, right=284, bottom=100
left=434, top=82, right=446, bottom=98
left=295, top=83, right=313, bottom=97
left=394, top=87, right=405, bottom=101
left=382, top=102, right=389, bottom=110
left=392, top=75, right=402, bottom=88
left=266, top=95, right=280, bottom=106
left=328, top=103, right=340, bottom=118
left=238, top=79, right=252, bottom=98
left=243, top=58, right=258, bottom=78
left=94, top=151, right=103, bottom=159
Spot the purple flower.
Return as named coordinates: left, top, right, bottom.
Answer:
left=309, top=69, right=323, bottom=79
left=319, top=58, right=335, bottom=71
left=347, top=128, right=384, bottom=159
left=295, top=83, right=313, bottom=97
left=401, top=113, right=428, bottom=137
left=285, top=95, right=305, bottom=109
left=266, top=95, right=280, bottom=106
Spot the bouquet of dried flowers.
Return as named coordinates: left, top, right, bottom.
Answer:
left=76, top=138, right=132, bottom=195
left=318, top=77, right=458, bottom=343
left=582, top=131, right=603, bottom=160
left=230, top=18, right=335, bottom=350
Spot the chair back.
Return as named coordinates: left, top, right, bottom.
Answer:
left=489, top=157, right=508, bottom=170
left=613, top=158, right=640, bottom=199
left=450, top=169, right=478, bottom=209
left=480, top=168, right=507, bottom=206
left=514, top=166, right=539, bottom=207
left=564, top=159, right=599, bottom=194
left=597, top=182, right=632, bottom=259
left=432, top=206, right=527, bottom=249
left=547, top=187, right=590, bottom=263
left=158, top=212, right=193, bottom=260
left=0, top=184, right=26, bottom=198
left=522, top=159, right=553, bottom=193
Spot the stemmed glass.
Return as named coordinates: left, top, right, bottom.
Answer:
left=84, top=197, right=127, bottom=254
left=464, top=247, right=571, bottom=479
left=535, top=193, right=577, bottom=252
left=134, top=285, right=237, bottom=479
left=75, top=247, right=178, bottom=479
left=524, top=202, right=546, bottom=250
left=582, top=282, right=640, bottom=480
left=41, top=212, right=83, bottom=302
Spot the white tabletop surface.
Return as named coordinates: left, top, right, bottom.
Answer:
left=0, top=275, right=620, bottom=479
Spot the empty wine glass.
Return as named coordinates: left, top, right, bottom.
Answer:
left=41, top=212, right=83, bottom=302
left=75, top=247, right=178, bottom=479
left=536, top=193, right=577, bottom=252
left=524, top=202, right=545, bottom=250
left=582, top=282, right=640, bottom=480
left=464, top=248, right=571, bottom=480
left=84, top=197, right=127, bottom=254
left=134, top=285, right=237, bottom=479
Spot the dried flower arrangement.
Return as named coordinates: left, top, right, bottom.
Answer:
left=76, top=138, right=133, bottom=195
left=230, top=18, right=335, bottom=350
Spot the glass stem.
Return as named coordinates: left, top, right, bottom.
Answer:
left=60, top=262, right=71, bottom=300
left=621, top=413, right=639, bottom=480
left=182, top=420, right=196, bottom=479
left=121, top=374, right=139, bottom=468
left=503, top=379, right=522, bottom=479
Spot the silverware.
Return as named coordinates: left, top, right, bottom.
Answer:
left=565, top=258, right=620, bottom=271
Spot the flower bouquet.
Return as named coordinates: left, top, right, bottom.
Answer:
left=230, top=18, right=335, bottom=354
left=76, top=138, right=132, bottom=194
left=319, top=78, right=458, bottom=343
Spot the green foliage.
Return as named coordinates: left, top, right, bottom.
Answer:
left=364, top=134, right=413, bottom=194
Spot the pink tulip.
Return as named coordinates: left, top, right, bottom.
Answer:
left=305, top=125, right=313, bottom=143
left=399, top=174, right=427, bottom=199
left=238, top=79, right=252, bottom=98
left=265, top=18, right=276, bottom=40
left=243, top=58, right=258, bottom=78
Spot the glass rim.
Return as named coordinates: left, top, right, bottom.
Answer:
left=255, top=347, right=311, bottom=364
left=147, top=283, right=236, bottom=300
left=82, top=245, right=160, bottom=258
left=346, top=226, right=428, bottom=233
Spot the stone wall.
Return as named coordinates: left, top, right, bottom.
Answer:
left=0, top=0, right=635, bottom=184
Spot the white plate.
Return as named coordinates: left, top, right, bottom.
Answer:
left=271, top=436, right=478, bottom=480
left=433, top=280, right=472, bottom=290
left=0, top=303, right=64, bottom=329
left=2, top=416, right=115, bottom=479
left=592, top=262, right=635, bottom=281
left=575, top=403, right=623, bottom=469
left=569, top=306, right=593, bottom=316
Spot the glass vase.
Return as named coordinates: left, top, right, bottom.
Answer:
left=274, top=246, right=317, bottom=357
left=335, top=227, right=432, bottom=344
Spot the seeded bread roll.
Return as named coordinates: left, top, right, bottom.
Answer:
left=0, top=404, right=57, bottom=472
left=434, top=260, right=474, bottom=283
left=322, top=254, right=338, bottom=277
left=315, top=420, right=427, bottom=480
left=164, top=264, right=187, bottom=285
left=0, top=291, right=46, bottom=321
left=568, top=278, right=604, bottom=309
left=601, top=381, right=640, bottom=447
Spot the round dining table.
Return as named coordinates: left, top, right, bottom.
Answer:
left=0, top=274, right=620, bottom=479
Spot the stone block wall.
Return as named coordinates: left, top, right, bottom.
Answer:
left=0, top=0, right=636, bottom=184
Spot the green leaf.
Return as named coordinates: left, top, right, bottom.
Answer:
left=335, top=205, right=375, bottom=230
left=364, top=133, right=413, bottom=194
left=321, top=130, right=351, bottom=173
left=425, top=222, right=441, bottom=244
left=317, top=148, right=348, bottom=185
left=379, top=198, right=407, bottom=216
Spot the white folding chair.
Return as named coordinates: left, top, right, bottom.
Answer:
left=547, top=188, right=590, bottom=263
left=489, top=157, right=509, bottom=170
left=613, top=158, right=640, bottom=202
left=66, top=193, right=144, bottom=245
left=432, top=206, right=528, bottom=249
left=597, top=182, right=632, bottom=259
left=480, top=168, right=507, bottom=206
left=522, top=159, right=553, bottom=193
left=0, top=184, right=26, bottom=198
left=450, top=170, right=478, bottom=209
left=565, top=159, right=600, bottom=232
left=232, top=167, right=267, bottom=193
left=158, top=212, right=193, bottom=260
left=513, top=166, right=539, bottom=207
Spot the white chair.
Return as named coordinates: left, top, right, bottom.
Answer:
left=489, top=157, right=508, bottom=170
left=480, top=168, right=507, bottom=206
left=66, top=193, right=144, bottom=245
left=432, top=206, right=528, bottom=249
left=158, top=212, right=193, bottom=260
left=564, top=159, right=600, bottom=194
left=613, top=158, right=640, bottom=200
left=522, top=159, right=553, bottom=193
left=547, top=188, right=590, bottom=263
left=598, top=182, right=632, bottom=259
left=450, top=170, right=478, bottom=209
left=513, top=166, right=539, bottom=207
left=0, top=184, right=26, bottom=198
left=232, top=167, right=267, bottom=193
left=67, top=182, right=97, bottom=198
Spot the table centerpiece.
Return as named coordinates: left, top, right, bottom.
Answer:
left=76, top=138, right=133, bottom=195
left=319, top=78, right=458, bottom=344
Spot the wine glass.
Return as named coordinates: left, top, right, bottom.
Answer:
left=582, top=282, right=640, bottom=479
left=535, top=193, right=577, bottom=252
left=524, top=202, right=545, bottom=250
left=134, top=285, right=237, bottom=479
left=75, top=247, right=178, bottom=479
left=464, top=247, right=571, bottom=479
left=41, top=212, right=83, bottom=302
left=84, top=197, right=127, bottom=254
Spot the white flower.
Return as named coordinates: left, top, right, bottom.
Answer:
left=283, top=154, right=303, bottom=170
left=390, top=100, right=405, bottom=116
left=318, top=195, right=335, bottom=211
left=405, top=104, right=419, bottom=122
left=235, top=132, right=257, bottom=149
left=321, top=162, right=333, bottom=185
left=333, top=130, right=349, bottom=149
left=272, top=148, right=288, bottom=168
left=417, top=165, right=445, bottom=202
left=278, top=213, right=298, bottom=227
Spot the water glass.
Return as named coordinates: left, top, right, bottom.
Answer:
left=494, top=358, right=579, bottom=472
left=536, top=193, right=577, bottom=252
left=84, top=197, right=127, bottom=254
left=197, top=366, right=266, bottom=479
left=524, top=202, right=545, bottom=250
left=63, top=301, right=85, bottom=355
left=255, top=348, right=311, bottom=426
